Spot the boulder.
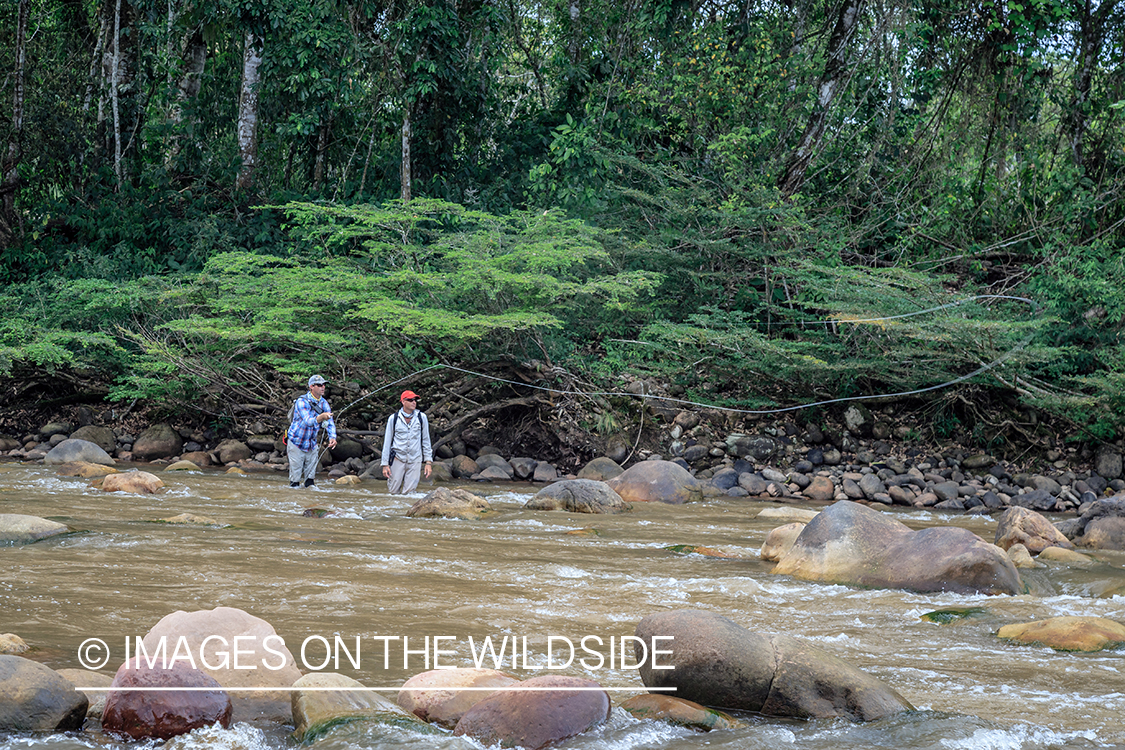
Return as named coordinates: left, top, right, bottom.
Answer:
left=997, top=616, right=1125, bottom=652
left=160, top=513, right=220, bottom=525
left=760, top=523, right=806, bottom=562
left=0, top=655, right=89, bottom=731
left=407, top=488, right=493, bottom=520
left=292, top=673, right=431, bottom=742
left=101, top=657, right=231, bottom=740
left=509, top=457, right=538, bottom=480
left=619, top=694, right=740, bottom=731
left=453, top=675, right=610, bottom=750
left=726, top=434, right=781, bottom=462
left=606, top=460, right=703, bottom=504
left=772, top=500, right=1023, bottom=595
left=0, top=634, right=28, bottom=654
left=56, top=668, right=113, bottom=719
left=44, top=438, right=115, bottom=466
left=1065, top=496, right=1125, bottom=550
left=215, top=439, right=251, bottom=464
left=38, top=421, right=73, bottom=440
left=68, top=425, right=116, bottom=454
left=843, top=403, right=875, bottom=437
left=1037, top=546, right=1094, bottom=564
left=994, top=506, right=1075, bottom=554
left=180, top=451, right=212, bottom=466
left=429, top=462, right=453, bottom=483
left=101, top=471, right=165, bottom=494
left=132, top=423, right=184, bottom=461
left=634, top=610, right=912, bottom=721
left=246, top=434, right=278, bottom=452
left=475, top=453, right=514, bottom=477
left=803, top=476, right=835, bottom=503
left=757, top=507, right=820, bottom=523
left=1094, top=447, right=1123, bottom=480
left=532, top=462, right=559, bottom=482
left=397, top=668, right=520, bottom=728
left=57, top=461, right=118, bottom=478
left=578, top=457, right=624, bottom=481
left=0, top=514, right=70, bottom=545
left=474, top=466, right=511, bottom=481
left=525, top=479, right=629, bottom=514
left=140, top=606, right=302, bottom=722
left=451, top=455, right=479, bottom=478
left=165, top=460, right=202, bottom=472
left=1010, top=489, right=1060, bottom=512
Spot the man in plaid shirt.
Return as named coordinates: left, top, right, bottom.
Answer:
left=286, top=374, right=337, bottom=487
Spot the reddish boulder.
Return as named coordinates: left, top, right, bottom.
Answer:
left=101, top=657, right=231, bottom=740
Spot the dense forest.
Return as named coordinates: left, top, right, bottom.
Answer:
left=1, top=0, right=1123, bottom=455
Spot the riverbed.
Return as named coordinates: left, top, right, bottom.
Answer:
left=2, top=461, right=1124, bottom=749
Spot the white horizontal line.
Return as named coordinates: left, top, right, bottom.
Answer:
left=73, top=686, right=676, bottom=692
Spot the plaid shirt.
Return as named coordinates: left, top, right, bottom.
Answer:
left=286, top=393, right=336, bottom=451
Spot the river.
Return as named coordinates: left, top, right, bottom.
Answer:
left=2, top=461, right=1124, bottom=749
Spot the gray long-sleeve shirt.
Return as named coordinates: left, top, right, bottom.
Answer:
left=381, top=409, right=432, bottom=466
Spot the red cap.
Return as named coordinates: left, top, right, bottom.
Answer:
left=401, top=390, right=419, bottom=400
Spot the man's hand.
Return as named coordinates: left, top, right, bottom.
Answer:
left=317, top=411, right=332, bottom=423
left=328, top=439, right=337, bottom=449
left=382, top=465, right=391, bottom=478
left=424, top=463, right=432, bottom=479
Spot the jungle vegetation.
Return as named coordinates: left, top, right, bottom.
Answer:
left=1, top=0, right=1123, bottom=452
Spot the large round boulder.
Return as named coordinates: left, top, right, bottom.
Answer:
left=760, top=523, right=806, bottom=562
left=397, top=668, right=520, bottom=728
left=524, top=479, right=629, bottom=514
left=453, top=675, right=610, bottom=750
left=406, top=488, right=493, bottom=520
left=0, top=655, right=88, bottom=731
left=131, top=423, right=183, bottom=461
left=997, top=616, right=1125, bottom=652
left=578, top=457, right=624, bottom=481
left=216, top=439, right=252, bottom=464
left=634, top=610, right=912, bottom=722
left=102, top=657, right=231, bottom=740
left=100, top=471, right=165, bottom=494
left=994, top=506, right=1074, bottom=554
left=69, top=425, right=116, bottom=454
left=0, top=514, right=69, bottom=545
left=772, top=500, right=1023, bottom=595
left=605, top=460, right=703, bottom=504
left=45, top=438, right=115, bottom=465
left=475, top=453, right=514, bottom=477
left=141, top=606, right=302, bottom=722
left=451, top=455, right=479, bottom=478
left=292, top=673, right=433, bottom=742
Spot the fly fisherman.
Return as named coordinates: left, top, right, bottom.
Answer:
left=286, top=375, right=337, bottom=488
left=381, top=390, right=432, bottom=494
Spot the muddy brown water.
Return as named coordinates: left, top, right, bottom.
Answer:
left=2, top=461, right=1124, bottom=749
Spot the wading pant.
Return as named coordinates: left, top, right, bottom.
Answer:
left=287, top=442, right=320, bottom=485
left=387, top=459, right=422, bottom=494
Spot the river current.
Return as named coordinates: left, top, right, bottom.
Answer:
left=2, top=460, right=1123, bottom=749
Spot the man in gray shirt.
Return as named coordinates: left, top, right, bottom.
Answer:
left=381, top=390, right=433, bottom=493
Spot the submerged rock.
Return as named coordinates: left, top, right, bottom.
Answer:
left=634, top=610, right=912, bottom=722
left=0, top=514, right=69, bottom=544
left=100, top=471, right=165, bottom=494
left=997, top=616, right=1125, bottom=652
left=620, top=694, right=741, bottom=731
left=772, top=500, right=1022, bottom=595
left=292, top=673, right=433, bottom=742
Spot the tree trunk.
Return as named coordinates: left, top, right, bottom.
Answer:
left=236, top=30, right=264, bottom=192
left=1065, top=0, right=1121, bottom=169
left=777, top=0, right=867, bottom=196
left=401, top=109, right=412, bottom=202
left=111, top=0, right=124, bottom=189
left=1, top=0, right=29, bottom=243
left=313, top=115, right=332, bottom=191
left=168, top=26, right=207, bottom=165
